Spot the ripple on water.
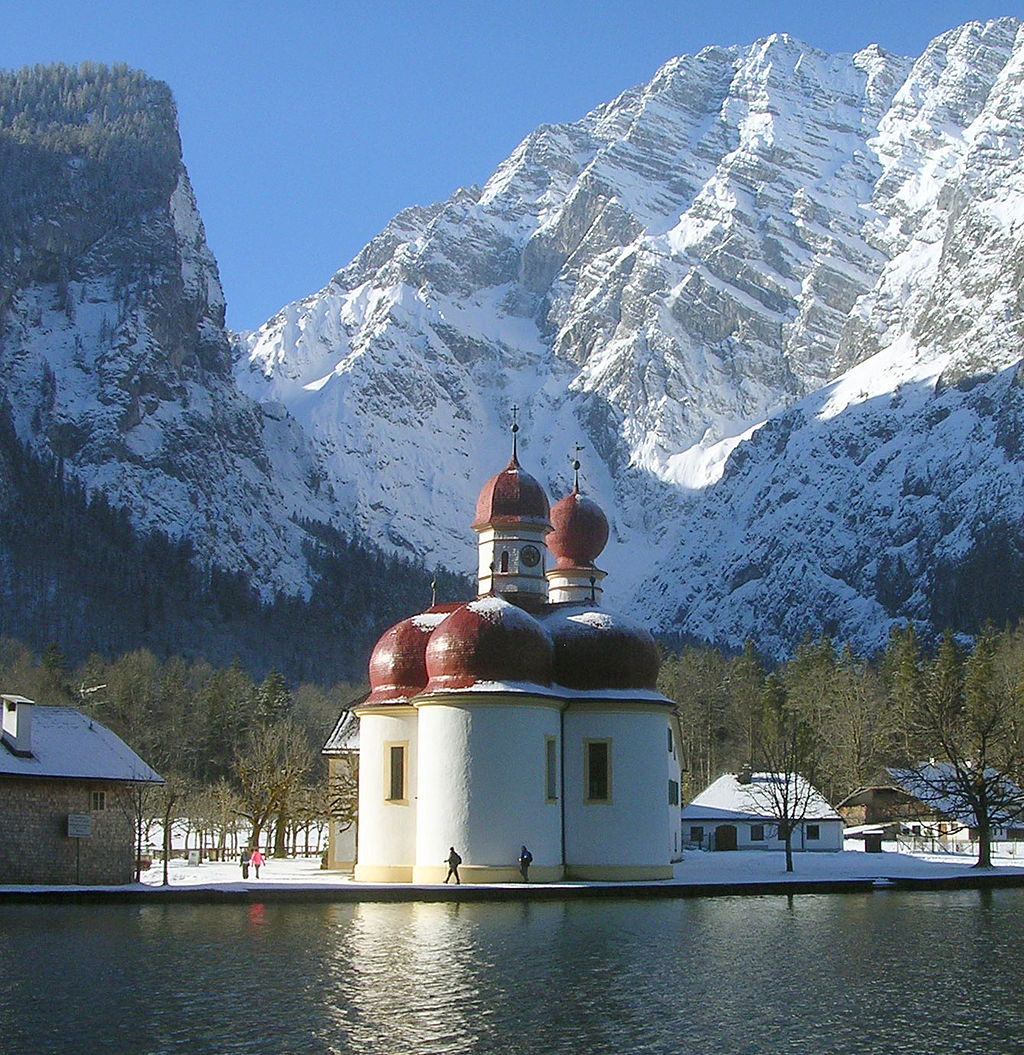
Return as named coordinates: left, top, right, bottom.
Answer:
left=1, top=891, right=1024, bottom=1054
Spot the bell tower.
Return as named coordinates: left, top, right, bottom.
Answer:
left=471, top=409, right=552, bottom=609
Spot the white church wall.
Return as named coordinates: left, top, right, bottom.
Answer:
left=666, top=716, right=684, bottom=862
left=413, top=696, right=563, bottom=882
left=353, top=710, right=418, bottom=882
left=563, top=705, right=673, bottom=880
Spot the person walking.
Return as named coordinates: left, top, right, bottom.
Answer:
left=250, top=847, right=265, bottom=879
left=444, top=846, right=462, bottom=884
left=518, top=845, right=533, bottom=883
left=240, top=848, right=251, bottom=879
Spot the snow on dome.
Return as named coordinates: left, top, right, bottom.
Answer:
left=542, top=604, right=661, bottom=692
left=471, top=455, right=551, bottom=531
left=424, top=594, right=553, bottom=692
left=365, top=603, right=463, bottom=706
left=547, top=486, right=609, bottom=568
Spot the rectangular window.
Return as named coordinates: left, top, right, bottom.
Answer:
left=750, top=823, right=765, bottom=842
left=584, top=739, right=611, bottom=803
left=385, top=743, right=407, bottom=803
left=806, top=824, right=820, bottom=841
left=91, top=790, right=106, bottom=812
left=668, top=779, right=679, bottom=806
left=689, top=826, right=704, bottom=845
left=667, top=727, right=673, bottom=753
left=545, top=736, right=558, bottom=802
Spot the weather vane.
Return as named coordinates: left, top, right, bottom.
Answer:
left=511, top=404, right=520, bottom=461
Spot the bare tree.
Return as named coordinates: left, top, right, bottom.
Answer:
left=750, top=674, right=821, bottom=872
left=234, top=720, right=314, bottom=853
left=908, top=630, right=1024, bottom=867
left=328, top=753, right=358, bottom=851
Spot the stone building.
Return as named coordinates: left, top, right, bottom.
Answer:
left=0, top=695, right=163, bottom=884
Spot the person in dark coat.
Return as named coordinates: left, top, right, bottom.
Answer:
left=518, top=845, right=533, bottom=882
left=240, top=849, right=251, bottom=879
left=444, top=847, right=462, bottom=884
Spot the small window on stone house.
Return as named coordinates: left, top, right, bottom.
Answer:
left=91, top=790, right=106, bottom=811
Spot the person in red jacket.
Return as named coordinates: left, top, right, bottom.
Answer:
left=249, top=847, right=265, bottom=878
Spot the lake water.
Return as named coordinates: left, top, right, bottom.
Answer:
left=1, top=890, right=1023, bottom=1054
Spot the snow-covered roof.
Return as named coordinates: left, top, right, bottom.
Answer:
left=0, top=706, right=163, bottom=783
left=682, top=772, right=841, bottom=822
left=323, top=709, right=359, bottom=754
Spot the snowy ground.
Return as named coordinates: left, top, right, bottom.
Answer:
left=125, top=841, right=1024, bottom=892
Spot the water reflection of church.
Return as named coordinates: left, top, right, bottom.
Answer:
left=326, top=423, right=683, bottom=883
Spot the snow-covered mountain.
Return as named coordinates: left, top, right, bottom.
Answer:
left=235, top=18, right=1024, bottom=654
left=0, top=64, right=339, bottom=598
left=7, top=24, right=1024, bottom=661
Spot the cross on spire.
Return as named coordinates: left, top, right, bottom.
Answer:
left=570, top=442, right=584, bottom=490
left=510, top=405, right=520, bottom=463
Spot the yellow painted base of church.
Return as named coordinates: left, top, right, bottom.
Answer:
left=352, top=862, right=672, bottom=884
left=411, top=863, right=565, bottom=884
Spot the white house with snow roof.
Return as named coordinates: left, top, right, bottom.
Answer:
left=682, top=771, right=843, bottom=852
left=0, top=695, right=163, bottom=884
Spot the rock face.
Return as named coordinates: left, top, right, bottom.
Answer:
left=0, top=64, right=336, bottom=595
left=9, top=26, right=1024, bottom=660
left=236, top=18, right=1024, bottom=653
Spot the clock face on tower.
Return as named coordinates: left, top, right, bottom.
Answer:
left=520, top=544, right=541, bottom=568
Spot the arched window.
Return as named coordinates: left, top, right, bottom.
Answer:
left=500, top=550, right=509, bottom=573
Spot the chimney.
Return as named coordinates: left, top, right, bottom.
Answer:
left=1, top=695, right=34, bottom=757
left=737, top=764, right=753, bottom=785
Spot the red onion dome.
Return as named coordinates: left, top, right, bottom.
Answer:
left=423, top=594, right=553, bottom=692
left=546, top=486, right=609, bottom=568
left=542, top=606, right=661, bottom=692
left=471, top=455, right=551, bottom=531
left=364, top=604, right=462, bottom=706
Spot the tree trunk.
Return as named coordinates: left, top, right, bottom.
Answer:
left=975, top=821, right=993, bottom=868
left=134, top=788, right=143, bottom=882
left=162, top=805, right=173, bottom=886
left=274, top=809, right=287, bottom=857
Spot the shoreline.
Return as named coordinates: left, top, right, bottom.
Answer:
left=5, top=846, right=1024, bottom=904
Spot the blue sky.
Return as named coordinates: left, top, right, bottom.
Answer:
left=1, top=1, right=1021, bottom=330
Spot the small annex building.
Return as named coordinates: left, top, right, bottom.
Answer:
left=328, top=428, right=684, bottom=883
left=682, top=771, right=843, bottom=852
left=0, top=695, right=163, bottom=884
left=322, top=709, right=358, bottom=871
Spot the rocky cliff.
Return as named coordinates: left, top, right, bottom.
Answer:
left=237, top=18, right=1024, bottom=654
left=8, top=24, right=1024, bottom=662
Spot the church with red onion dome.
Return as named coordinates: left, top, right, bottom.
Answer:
left=326, top=416, right=684, bottom=883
